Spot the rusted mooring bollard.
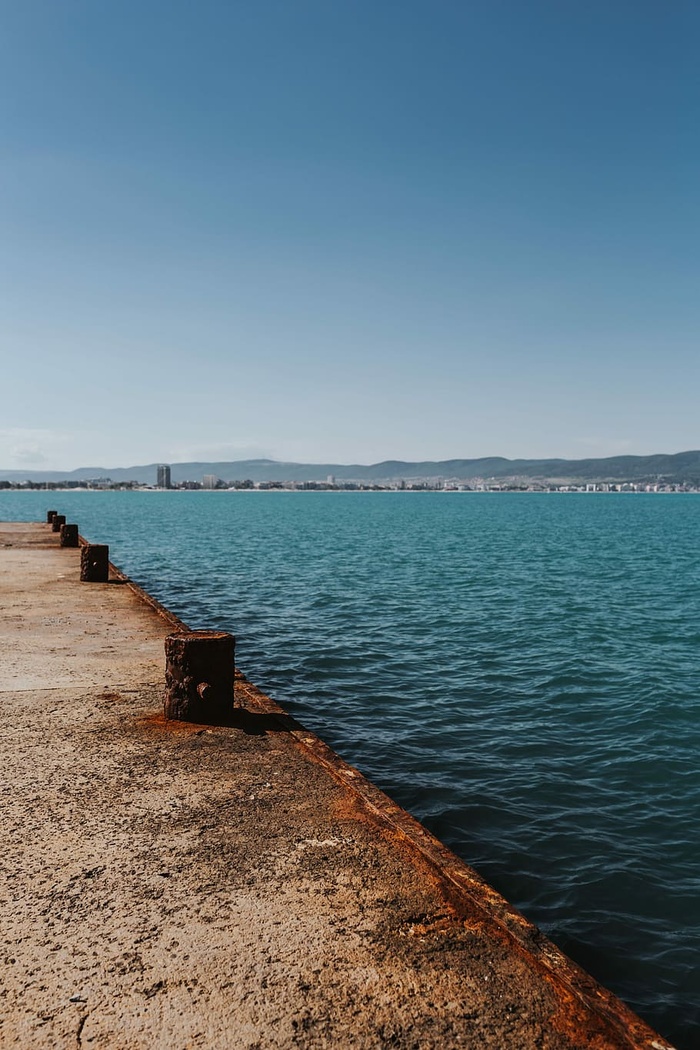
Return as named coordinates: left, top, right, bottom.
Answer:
left=60, top=523, right=79, bottom=548
left=51, top=514, right=66, bottom=533
left=80, top=544, right=109, bottom=582
left=164, top=631, right=235, bottom=723
left=46, top=510, right=58, bottom=524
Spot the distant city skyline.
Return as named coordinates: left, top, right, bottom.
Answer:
left=3, top=449, right=700, bottom=486
left=2, top=2, right=698, bottom=471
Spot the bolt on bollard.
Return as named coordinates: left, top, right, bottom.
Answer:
left=46, top=510, right=58, bottom=524
left=164, top=630, right=235, bottom=723
left=60, top=523, right=79, bottom=548
left=80, top=544, right=109, bottom=582
left=51, top=514, right=66, bottom=533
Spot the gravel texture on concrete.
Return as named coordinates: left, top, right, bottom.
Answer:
left=0, top=522, right=674, bottom=1049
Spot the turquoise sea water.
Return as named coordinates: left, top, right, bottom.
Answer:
left=3, top=490, right=699, bottom=1048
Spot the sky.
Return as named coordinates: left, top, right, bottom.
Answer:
left=1, top=0, right=698, bottom=470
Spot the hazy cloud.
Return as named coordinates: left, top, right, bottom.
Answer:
left=11, top=445, right=49, bottom=465
left=0, top=428, right=77, bottom=469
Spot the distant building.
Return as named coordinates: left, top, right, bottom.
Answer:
left=157, top=465, right=171, bottom=489
left=202, top=474, right=220, bottom=490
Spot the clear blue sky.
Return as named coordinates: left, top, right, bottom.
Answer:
left=2, top=0, right=698, bottom=469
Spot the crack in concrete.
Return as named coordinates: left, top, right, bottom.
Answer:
left=75, top=1009, right=90, bottom=1049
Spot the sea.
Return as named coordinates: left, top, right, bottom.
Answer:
left=3, top=489, right=698, bottom=1048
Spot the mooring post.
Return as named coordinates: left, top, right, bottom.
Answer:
left=80, top=544, right=109, bottom=582
left=51, top=514, right=66, bottom=533
left=46, top=510, right=58, bottom=524
left=164, top=630, right=235, bottom=723
left=60, top=523, right=79, bottom=548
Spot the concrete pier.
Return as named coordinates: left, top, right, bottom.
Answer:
left=0, top=521, right=675, bottom=1049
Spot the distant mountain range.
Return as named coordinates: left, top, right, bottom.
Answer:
left=2, top=451, right=700, bottom=485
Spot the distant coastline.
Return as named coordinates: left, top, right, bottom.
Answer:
left=2, top=449, right=700, bottom=492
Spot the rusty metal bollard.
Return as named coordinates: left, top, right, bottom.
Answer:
left=51, top=514, right=66, bottom=533
left=80, top=544, right=109, bottom=582
left=164, top=630, right=235, bottom=723
left=46, top=509, right=58, bottom=523
left=60, top=523, right=79, bottom=548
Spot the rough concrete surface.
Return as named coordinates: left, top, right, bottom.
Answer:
left=0, top=522, right=674, bottom=1049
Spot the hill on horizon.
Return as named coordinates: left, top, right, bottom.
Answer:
left=2, top=451, right=700, bottom=485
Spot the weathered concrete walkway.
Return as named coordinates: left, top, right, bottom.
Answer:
left=0, top=521, right=673, bottom=1049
